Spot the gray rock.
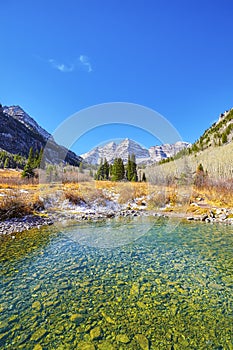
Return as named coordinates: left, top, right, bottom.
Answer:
left=219, top=213, right=227, bottom=220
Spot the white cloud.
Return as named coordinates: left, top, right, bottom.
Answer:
left=48, top=55, right=92, bottom=73
left=79, top=55, right=92, bottom=72
left=48, top=59, right=74, bottom=73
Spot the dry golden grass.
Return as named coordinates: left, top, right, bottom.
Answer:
left=1, top=167, right=233, bottom=221
left=194, top=184, right=233, bottom=208
left=0, top=190, right=44, bottom=220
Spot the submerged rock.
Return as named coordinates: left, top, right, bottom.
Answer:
left=101, top=311, right=115, bottom=324
left=77, top=341, right=95, bottom=350
left=32, top=301, right=41, bottom=311
left=135, top=334, right=149, bottom=350
left=30, top=327, right=47, bottom=341
left=90, top=326, right=102, bottom=340
left=70, top=313, right=84, bottom=325
left=130, top=282, right=140, bottom=298
left=116, top=334, right=131, bottom=343
left=33, top=345, right=43, bottom=350
left=97, top=340, right=116, bottom=349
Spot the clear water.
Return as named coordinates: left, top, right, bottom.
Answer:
left=0, top=217, right=232, bottom=349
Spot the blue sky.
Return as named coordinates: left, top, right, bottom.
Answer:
left=1, top=0, right=233, bottom=154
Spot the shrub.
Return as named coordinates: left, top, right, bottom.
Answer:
left=0, top=191, right=33, bottom=220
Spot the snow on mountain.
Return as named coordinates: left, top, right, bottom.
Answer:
left=0, top=104, right=82, bottom=166
left=3, top=105, right=52, bottom=141
left=81, top=141, right=117, bottom=165
left=115, top=138, right=149, bottom=163
left=149, top=141, right=191, bottom=162
left=81, top=138, right=190, bottom=165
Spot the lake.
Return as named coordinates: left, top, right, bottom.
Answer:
left=0, top=217, right=232, bottom=349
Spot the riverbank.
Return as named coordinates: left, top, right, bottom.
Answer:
left=1, top=179, right=233, bottom=236
left=1, top=202, right=233, bottom=236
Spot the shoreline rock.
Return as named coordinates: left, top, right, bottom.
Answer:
left=1, top=204, right=232, bottom=237
left=0, top=215, right=53, bottom=236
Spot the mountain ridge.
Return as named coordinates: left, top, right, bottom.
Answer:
left=0, top=104, right=82, bottom=166
left=81, top=138, right=190, bottom=165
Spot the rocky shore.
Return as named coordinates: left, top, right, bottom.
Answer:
left=1, top=199, right=233, bottom=236
left=187, top=207, right=233, bottom=225
left=0, top=205, right=169, bottom=236
left=0, top=215, right=53, bottom=236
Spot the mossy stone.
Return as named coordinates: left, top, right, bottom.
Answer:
left=30, top=327, right=47, bottom=341
left=90, top=326, right=102, bottom=340
left=98, top=340, right=116, bottom=349
left=116, top=334, right=130, bottom=343
left=130, top=282, right=140, bottom=297
left=77, top=341, right=95, bottom=350
left=70, top=313, right=84, bottom=325
left=0, top=321, right=9, bottom=332
left=135, top=334, right=149, bottom=350
left=33, top=345, right=43, bottom=350
left=101, top=311, right=115, bottom=324
left=32, top=301, right=41, bottom=311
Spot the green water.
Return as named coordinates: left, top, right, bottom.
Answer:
left=0, top=217, right=232, bottom=350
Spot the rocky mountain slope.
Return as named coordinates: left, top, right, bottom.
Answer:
left=192, top=108, right=233, bottom=152
left=148, top=107, right=233, bottom=182
left=81, top=138, right=190, bottom=165
left=0, top=104, right=82, bottom=166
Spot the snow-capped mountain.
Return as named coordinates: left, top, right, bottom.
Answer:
left=4, top=106, right=52, bottom=141
left=81, top=138, right=190, bottom=165
left=149, top=141, right=191, bottom=162
left=0, top=104, right=82, bottom=166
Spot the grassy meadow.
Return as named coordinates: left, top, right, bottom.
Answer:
left=1, top=163, right=233, bottom=222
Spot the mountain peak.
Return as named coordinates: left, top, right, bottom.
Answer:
left=81, top=138, right=190, bottom=165
left=3, top=105, right=51, bottom=141
left=0, top=104, right=82, bottom=166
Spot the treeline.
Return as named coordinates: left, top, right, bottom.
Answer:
left=94, top=155, right=146, bottom=182
left=0, top=150, right=26, bottom=169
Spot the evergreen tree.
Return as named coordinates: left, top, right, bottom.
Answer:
left=95, top=158, right=109, bottom=180
left=131, top=154, right=138, bottom=182
left=103, top=158, right=109, bottom=180
left=126, top=154, right=138, bottom=182
left=21, top=147, right=35, bottom=178
left=96, top=159, right=104, bottom=180
left=21, top=163, right=35, bottom=178
left=4, top=157, right=9, bottom=169
left=126, top=155, right=133, bottom=181
left=109, top=164, right=113, bottom=176
left=33, top=149, right=39, bottom=168
left=37, top=148, right=44, bottom=168
left=111, top=158, right=125, bottom=181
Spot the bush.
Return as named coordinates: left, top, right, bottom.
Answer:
left=0, top=191, right=33, bottom=220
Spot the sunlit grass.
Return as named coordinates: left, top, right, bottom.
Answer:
left=1, top=168, right=233, bottom=221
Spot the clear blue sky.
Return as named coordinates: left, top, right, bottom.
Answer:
left=1, top=0, right=233, bottom=154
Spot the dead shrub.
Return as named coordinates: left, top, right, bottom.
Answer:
left=147, top=190, right=166, bottom=209
left=118, top=183, right=135, bottom=204
left=0, top=191, right=34, bottom=220
left=64, top=190, right=86, bottom=205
